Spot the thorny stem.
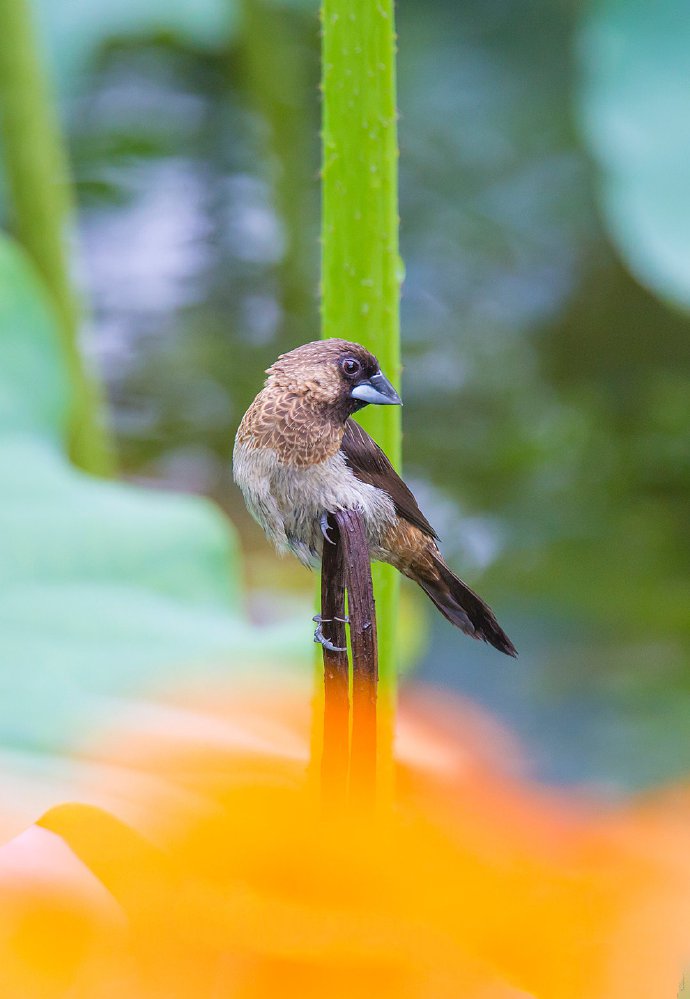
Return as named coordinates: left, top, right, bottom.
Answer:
left=320, top=0, right=401, bottom=798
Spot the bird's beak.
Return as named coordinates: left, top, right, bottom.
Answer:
left=350, top=371, right=402, bottom=407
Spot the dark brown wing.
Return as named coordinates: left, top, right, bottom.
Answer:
left=341, top=418, right=438, bottom=540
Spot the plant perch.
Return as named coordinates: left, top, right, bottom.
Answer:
left=319, top=510, right=378, bottom=805
left=320, top=0, right=402, bottom=799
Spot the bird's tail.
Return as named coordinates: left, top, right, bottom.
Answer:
left=411, top=552, right=517, bottom=657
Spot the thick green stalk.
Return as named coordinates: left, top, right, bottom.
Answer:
left=321, top=0, right=402, bottom=760
left=0, top=0, right=113, bottom=473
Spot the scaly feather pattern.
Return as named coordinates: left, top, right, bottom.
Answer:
left=233, top=338, right=517, bottom=656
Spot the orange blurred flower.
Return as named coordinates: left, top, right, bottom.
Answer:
left=0, top=681, right=688, bottom=999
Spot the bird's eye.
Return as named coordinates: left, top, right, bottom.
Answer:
left=341, top=357, right=362, bottom=377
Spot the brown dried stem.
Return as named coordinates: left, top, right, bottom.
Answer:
left=319, top=515, right=349, bottom=803
left=320, top=509, right=378, bottom=807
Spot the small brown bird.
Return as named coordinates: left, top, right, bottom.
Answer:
left=233, top=339, right=516, bottom=656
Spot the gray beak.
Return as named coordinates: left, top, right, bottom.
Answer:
left=350, top=370, right=402, bottom=407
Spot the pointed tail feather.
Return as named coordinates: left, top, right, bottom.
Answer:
left=414, top=554, right=517, bottom=657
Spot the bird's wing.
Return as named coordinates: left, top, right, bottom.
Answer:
left=341, top=418, right=438, bottom=540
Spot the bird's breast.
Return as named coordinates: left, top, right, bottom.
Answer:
left=232, top=439, right=396, bottom=563
left=234, top=391, right=343, bottom=467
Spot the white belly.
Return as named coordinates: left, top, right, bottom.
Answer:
left=232, top=442, right=396, bottom=566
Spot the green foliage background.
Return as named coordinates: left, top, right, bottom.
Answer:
left=0, top=0, right=688, bottom=793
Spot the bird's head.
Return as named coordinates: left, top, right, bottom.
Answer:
left=265, top=339, right=402, bottom=420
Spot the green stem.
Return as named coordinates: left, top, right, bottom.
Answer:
left=321, top=0, right=402, bottom=768
left=0, top=0, right=113, bottom=473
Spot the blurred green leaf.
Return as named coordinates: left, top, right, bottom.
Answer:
left=0, top=237, right=70, bottom=439
left=0, top=0, right=114, bottom=473
left=0, top=236, right=306, bottom=764
left=577, top=0, right=690, bottom=309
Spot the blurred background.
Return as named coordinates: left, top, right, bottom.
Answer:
left=2, top=0, right=688, bottom=800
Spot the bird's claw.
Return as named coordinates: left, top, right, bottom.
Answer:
left=320, top=512, right=336, bottom=545
left=312, top=614, right=348, bottom=653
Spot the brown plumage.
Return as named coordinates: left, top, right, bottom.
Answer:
left=233, top=339, right=516, bottom=657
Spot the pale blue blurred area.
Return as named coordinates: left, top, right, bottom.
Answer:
left=33, top=0, right=236, bottom=95
left=578, top=0, right=690, bottom=309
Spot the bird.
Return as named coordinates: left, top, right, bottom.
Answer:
left=233, top=339, right=516, bottom=657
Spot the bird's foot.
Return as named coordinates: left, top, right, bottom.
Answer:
left=320, top=512, right=336, bottom=545
left=312, top=614, right=348, bottom=653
